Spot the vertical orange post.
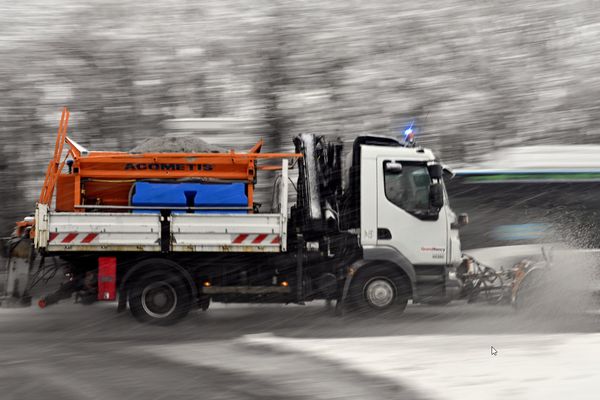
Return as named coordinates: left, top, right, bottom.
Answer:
left=74, top=174, right=81, bottom=209
left=247, top=183, right=254, bottom=213
left=39, top=107, right=70, bottom=205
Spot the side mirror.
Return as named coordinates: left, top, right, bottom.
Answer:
left=430, top=183, right=444, bottom=208
left=428, top=164, right=443, bottom=180
left=458, top=213, right=469, bottom=226
left=443, top=165, right=455, bottom=179
left=384, top=161, right=403, bottom=173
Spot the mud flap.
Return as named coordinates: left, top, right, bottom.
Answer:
left=117, top=290, right=127, bottom=312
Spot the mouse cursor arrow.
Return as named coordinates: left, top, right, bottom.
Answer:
left=491, top=346, right=498, bottom=356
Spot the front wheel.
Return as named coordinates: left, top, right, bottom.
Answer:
left=349, top=266, right=410, bottom=315
left=129, top=271, right=192, bottom=325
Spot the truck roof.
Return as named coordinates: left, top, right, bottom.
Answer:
left=361, top=144, right=436, bottom=162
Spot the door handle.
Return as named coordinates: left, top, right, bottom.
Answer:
left=377, top=228, right=392, bottom=240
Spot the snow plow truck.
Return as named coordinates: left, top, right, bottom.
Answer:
left=2, top=108, right=468, bottom=324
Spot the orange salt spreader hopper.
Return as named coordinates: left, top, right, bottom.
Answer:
left=35, top=107, right=301, bottom=218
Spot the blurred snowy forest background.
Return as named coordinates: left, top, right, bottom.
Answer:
left=2, top=0, right=600, bottom=232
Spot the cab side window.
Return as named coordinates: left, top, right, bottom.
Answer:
left=383, top=162, right=431, bottom=212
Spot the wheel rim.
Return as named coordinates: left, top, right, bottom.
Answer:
left=364, top=278, right=396, bottom=308
left=141, top=281, right=177, bottom=318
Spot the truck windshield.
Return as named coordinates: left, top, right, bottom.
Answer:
left=384, top=163, right=432, bottom=215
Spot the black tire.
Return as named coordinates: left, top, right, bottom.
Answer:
left=129, top=270, right=192, bottom=325
left=348, top=266, right=410, bottom=315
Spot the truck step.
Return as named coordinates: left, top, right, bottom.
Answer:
left=201, top=286, right=291, bottom=295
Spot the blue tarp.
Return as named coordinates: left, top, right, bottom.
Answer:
left=131, top=182, right=247, bottom=214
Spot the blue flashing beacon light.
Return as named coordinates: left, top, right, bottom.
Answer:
left=402, top=120, right=417, bottom=147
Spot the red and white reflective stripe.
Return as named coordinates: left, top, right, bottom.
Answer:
left=231, top=234, right=281, bottom=245
left=48, top=233, right=99, bottom=244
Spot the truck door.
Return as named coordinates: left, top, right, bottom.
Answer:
left=376, top=158, right=449, bottom=266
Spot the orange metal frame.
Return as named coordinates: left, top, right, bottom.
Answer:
left=38, top=108, right=302, bottom=212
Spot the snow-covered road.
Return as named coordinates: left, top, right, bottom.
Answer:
left=0, top=300, right=598, bottom=399
left=243, top=331, right=600, bottom=400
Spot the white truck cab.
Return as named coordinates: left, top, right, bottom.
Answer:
left=295, top=133, right=465, bottom=309
left=331, top=137, right=466, bottom=307
left=360, top=144, right=462, bottom=268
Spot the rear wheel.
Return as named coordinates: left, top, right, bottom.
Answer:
left=129, top=271, right=192, bottom=325
left=349, top=266, right=410, bottom=315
